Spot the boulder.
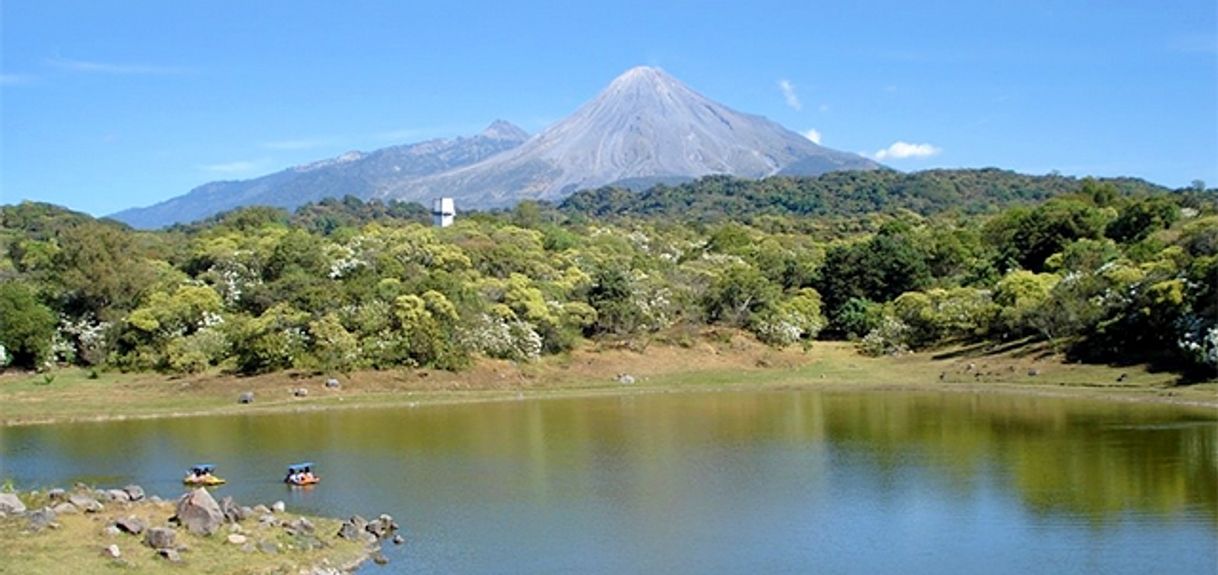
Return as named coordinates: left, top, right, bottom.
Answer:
left=144, top=527, right=176, bottom=550
left=293, top=387, right=309, bottom=398
left=1027, top=368, right=1040, bottom=376
left=288, top=516, right=315, bottom=534
left=102, top=544, right=121, bottom=559
left=393, top=534, right=405, bottom=545
left=238, top=392, right=255, bottom=404
left=47, top=488, right=67, bottom=503
left=220, top=496, right=247, bottom=523
left=115, top=516, right=146, bottom=535
left=615, top=373, right=636, bottom=385
left=252, top=504, right=271, bottom=515
left=158, top=548, right=182, bottom=562
left=325, top=378, right=341, bottom=389
left=257, top=540, right=280, bottom=554
left=365, top=518, right=390, bottom=538
left=104, top=525, right=122, bottom=537
left=174, top=488, right=224, bottom=536
left=106, top=489, right=132, bottom=503
left=226, top=533, right=248, bottom=545
left=271, top=500, right=286, bottom=513
left=336, top=515, right=368, bottom=540
left=0, top=493, right=25, bottom=514
left=27, top=507, right=57, bottom=531
left=123, top=485, right=145, bottom=502
left=68, top=494, right=103, bottom=513
left=372, top=551, right=389, bottom=565
left=51, top=502, right=79, bottom=515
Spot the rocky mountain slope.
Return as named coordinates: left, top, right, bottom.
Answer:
left=112, top=67, right=882, bottom=227
left=382, top=66, right=881, bottom=208
left=109, top=121, right=528, bottom=228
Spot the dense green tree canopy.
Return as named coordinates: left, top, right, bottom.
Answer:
left=1, top=171, right=1214, bottom=380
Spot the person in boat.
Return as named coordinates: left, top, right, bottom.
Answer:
left=185, top=464, right=219, bottom=484
left=285, top=463, right=319, bottom=485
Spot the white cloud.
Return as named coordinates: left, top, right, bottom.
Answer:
left=200, top=160, right=264, bottom=174
left=874, top=141, right=941, bottom=160
left=803, top=129, right=822, bottom=144
left=777, top=79, right=802, bottom=111
left=45, top=56, right=188, bottom=75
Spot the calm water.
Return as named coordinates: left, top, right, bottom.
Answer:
left=1, top=390, right=1215, bottom=574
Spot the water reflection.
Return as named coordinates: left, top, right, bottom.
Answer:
left=1, top=390, right=1214, bottom=574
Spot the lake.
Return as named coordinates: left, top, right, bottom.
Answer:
left=1, top=389, right=1215, bottom=574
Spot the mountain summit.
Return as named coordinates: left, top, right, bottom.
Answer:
left=382, top=66, right=881, bottom=207
left=111, top=67, right=881, bottom=227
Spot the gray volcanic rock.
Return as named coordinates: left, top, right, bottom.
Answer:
left=111, top=66, right=880, bottom=226
left=109, top=121, right=529, bottom=228
left=384, top=66, right=881, bottom=208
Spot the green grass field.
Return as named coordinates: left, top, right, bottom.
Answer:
left=1, top=339, right=1213, bottom=427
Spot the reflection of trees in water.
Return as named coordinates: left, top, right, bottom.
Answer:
left=805, top=393, right=1218, bottom=525
left=4, top=391, right=1214, bottom=526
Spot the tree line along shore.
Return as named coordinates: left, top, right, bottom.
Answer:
left=1, top=171, right=1214, bottom=391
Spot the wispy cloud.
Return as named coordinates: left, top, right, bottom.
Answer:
left=874, top=141, right=941, bottom=160
left=45, top=56, right=189, bottom=76
left=199, top=159, right=265, bottom=174
left=803, top=129, right=822, bottom=145
left=260, top=138, right=335, bottom=151
left=0, top=73, right=37, bottom=86
left=777, top=79, right=802, bottom=111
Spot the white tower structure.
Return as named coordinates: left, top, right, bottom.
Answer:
left=432, top=197, right=455, bottom=228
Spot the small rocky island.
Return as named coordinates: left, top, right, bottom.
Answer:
left=0, top=484, right=401, bottom=573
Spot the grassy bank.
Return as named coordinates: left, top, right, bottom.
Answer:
left=0, top=489, right=370, bottom=575
left=1, top=336, right=1214, bottom=427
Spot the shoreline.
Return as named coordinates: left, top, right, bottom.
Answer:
left=0, top=485, right=381, bottom=574
left=2, top=340, right=1215, bottom=427
left=2, top=378, right=1215, bottom=429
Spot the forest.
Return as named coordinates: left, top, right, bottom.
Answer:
left=1, top=170, right=1215, bottom=380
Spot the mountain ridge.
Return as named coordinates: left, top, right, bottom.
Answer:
left=379, top=66, right=881, bottom=207
left=110, top=121, right=528, bottom=229
left=111, top=67, right=883, bottom=228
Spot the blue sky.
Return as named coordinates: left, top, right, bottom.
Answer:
left=2, top=0, right=1215, bottom=216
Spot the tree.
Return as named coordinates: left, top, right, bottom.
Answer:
left=309, top=313, right=358, bottom=374
left=1106, top=197, right=1180, bottom=244
left=0, top=282, right=57, bottom=368
left=703, top=264, right=778, bottom=327
left=586, top=266, right=642, bottom=336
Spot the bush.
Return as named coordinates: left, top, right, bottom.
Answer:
left=0, top=282, right=57, bottom=369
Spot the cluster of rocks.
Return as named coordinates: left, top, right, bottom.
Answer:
left=238, top=377, right=344, bottom=404
left=4, top=484, right=396, bottom=569
left=335, top=513, right=404, bottom=565
left=0, top=484, right=150, bottom=532
left=170, top=488, right=341, bottom=558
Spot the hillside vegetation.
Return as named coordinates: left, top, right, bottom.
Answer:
left=1, top=171, right=1214, bottom=382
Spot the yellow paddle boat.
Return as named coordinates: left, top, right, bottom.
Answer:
left=183, top=464, right=226, bottom=486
